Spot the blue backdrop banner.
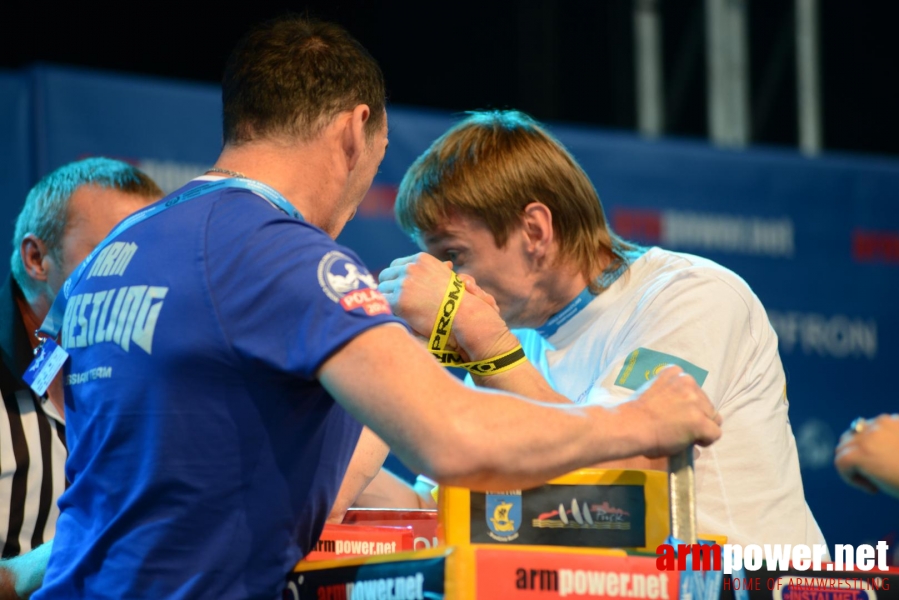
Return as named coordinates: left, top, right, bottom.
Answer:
left=31, top=64, right=222, bottom=192
left=0, top=71, right=34, bottom=275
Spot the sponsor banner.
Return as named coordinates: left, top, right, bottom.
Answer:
left=470, top=484, right=646, bottom=549
left=342, top=508, right=441, bottom=552
left=475, top=548, right=677, bottom=599
left=853, top=229, right=899, bottom=264
left=612, top=208, right=794, bottom=258
left=285, top=553, right=446, bottom=600
left=304, top=524, right=415, bottom=561
left=768, top=311, right=877, bottom=360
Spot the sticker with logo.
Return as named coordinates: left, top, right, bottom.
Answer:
left=532, top=498, right=631, bottom=530
left=614, top=347, right=708, bottom=391
left=316, top=251, right=391, bottom=316
left=470, top=484, right=646, bottom=548
left=485, top=491, right=522, bottom=542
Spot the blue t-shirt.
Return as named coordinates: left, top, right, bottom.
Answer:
left=36, top=181, right=402, bottom=599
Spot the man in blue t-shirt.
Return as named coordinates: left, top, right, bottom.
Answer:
left=34, top=17, right=722, bottom=600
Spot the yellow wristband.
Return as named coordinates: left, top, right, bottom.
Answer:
left=428, top=273, right=465, bottom=353
left=427, top=271, right=527, bottom=376
left=463, top=345, right=527, bottom=376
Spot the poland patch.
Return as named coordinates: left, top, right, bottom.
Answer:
left=317, top=251, right=391, bottom=316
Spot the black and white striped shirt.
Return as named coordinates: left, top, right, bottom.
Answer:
left=0, top=277, right=67, bottom=557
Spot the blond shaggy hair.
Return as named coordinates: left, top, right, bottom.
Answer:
left=395, top=110, right=634, bottom=292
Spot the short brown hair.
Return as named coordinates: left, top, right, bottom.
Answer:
left=222, top=16, right=386, bottom=145
left=395, top=110, right=633, bottom=292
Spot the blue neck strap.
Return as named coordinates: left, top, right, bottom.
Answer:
left=535, top=246, right=647, bottom=339
left=535, top=287, right=595, bottom=339
left=38, top=177, right=302, bottom=340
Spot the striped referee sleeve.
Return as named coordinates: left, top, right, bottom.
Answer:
left=0, top=390, right=67, bottom=557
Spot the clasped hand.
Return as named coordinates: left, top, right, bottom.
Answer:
left=377, top=253, right=505, bottom=361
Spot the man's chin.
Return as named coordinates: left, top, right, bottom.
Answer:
left=501, top=309, right=532, bottom=331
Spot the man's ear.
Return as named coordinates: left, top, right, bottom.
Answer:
left=521, top=202, right=554, bottom=259
left=20, top=235, right=51, bottom=283
left=342, top=104, right=371, bottom=172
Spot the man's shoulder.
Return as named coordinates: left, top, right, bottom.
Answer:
left=625, top=248, right=771, bottom=339
left=638, top=247, right=757, bottom=300
left=203, top=184, right=332, bottom=244
left=640, top=246, right=735, bottom=275
left=150, top=178, right=323, bottom=236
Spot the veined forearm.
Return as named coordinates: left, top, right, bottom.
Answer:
left=412, top=392, right=649, bottom=491
left=470, top=360, right=569, bottom=404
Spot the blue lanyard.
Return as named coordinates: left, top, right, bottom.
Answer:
left=38, top=177, right=302, bottom=340
left=535, top=287, right=596, bottom=339
left=535, top=246, right=648, bottom=339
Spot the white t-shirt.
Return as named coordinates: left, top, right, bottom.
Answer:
left=516, top=247, right=826, bottom=547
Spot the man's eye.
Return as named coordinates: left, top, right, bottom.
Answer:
left=444, top=250, right=462, bottom=265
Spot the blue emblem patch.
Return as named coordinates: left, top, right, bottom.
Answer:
left=316, top=251, right=378, bottom=303
left=615, top=347, right=708, bottom=391
left=486, top=491, right=522, bottom=542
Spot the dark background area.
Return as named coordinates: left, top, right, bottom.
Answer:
left=1, top=0, right=897, bottom=157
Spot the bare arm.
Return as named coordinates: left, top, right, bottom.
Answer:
left=378, top=254, right=694, bottom=474
left=352, top=468, right=437, bottom=509
left=0, top=541, right=52, bottom=599
left=318, top=325, right=720, bottom=491
left=378, top=254, right=572, bottom=404
left=835, top=414, right=899, bottom=500
left=328, top=427, right=390, bottom=523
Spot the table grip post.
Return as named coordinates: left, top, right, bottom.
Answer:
left=668, top=447, right=697, bottom=544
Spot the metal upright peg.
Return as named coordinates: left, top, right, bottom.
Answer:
left=668, top=447, right=697, bottom=544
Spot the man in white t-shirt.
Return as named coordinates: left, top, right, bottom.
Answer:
left=378, top=109, right=825, bottom=548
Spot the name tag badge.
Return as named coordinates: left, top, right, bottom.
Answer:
left=23, top=338, right=69, bottom=397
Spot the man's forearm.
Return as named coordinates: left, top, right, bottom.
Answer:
left=469, top=359, right=568, bottom=404
left=352, top=469, right=437, bottom=509
left=328, top=428, right=390, bottom=523
left=321, top=326, right=720, bottom=495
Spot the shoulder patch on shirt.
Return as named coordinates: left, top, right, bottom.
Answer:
left=316, top=250, right=391, bottom=316
left=614, top=347, right=708, bottom=390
